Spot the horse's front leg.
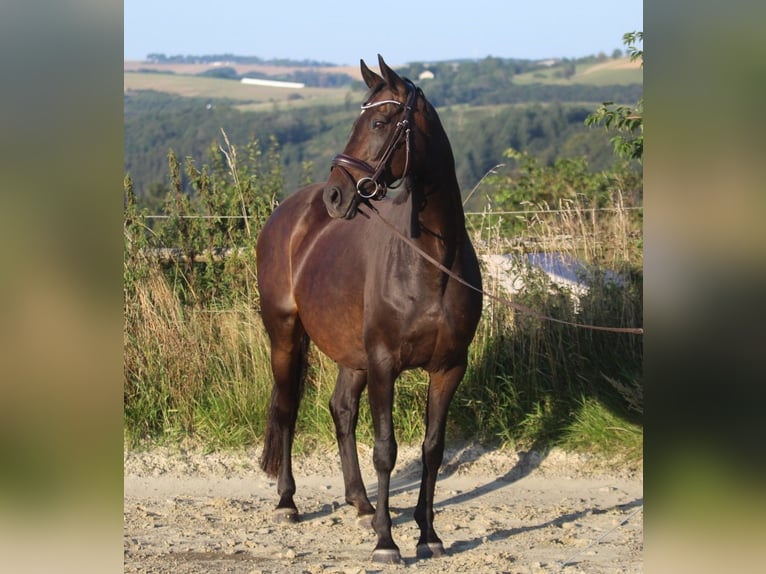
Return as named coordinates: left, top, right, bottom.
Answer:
left=414, top=362, right=467, bottom=558
left=330, top=367, right=375, bottom=525
left=367, top=362, right=401, bottom=564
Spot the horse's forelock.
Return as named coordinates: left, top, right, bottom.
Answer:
left=362, top=82, right=387, bottom=106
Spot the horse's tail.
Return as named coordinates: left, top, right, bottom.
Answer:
left=260, top=333, right=309, bottom=478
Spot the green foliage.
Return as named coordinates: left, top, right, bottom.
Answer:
left=125, top=53, right=642, bottom=204
left=124, top=69, right=642, bottom=460
left=585, top=32, right=644, bottom=162
left=124, top=90, right=357, bottom=202
left=145, top=53, right=338, bottom=67
left=124, top=133, right=282, bottom=446
left=496, top=149, right=611, bottom=207
left=558, top=397, right=642, bottom=462
left=454, top=227, right=643, bottom=450
left=473, top=147, right=642, bottom=238
left=585, top=99, right=643, bottom=162
left=454, top=133, right=643, bottom=452
left=394, top=56, right=642, bottom=107
left=197, top=66, right=239, bottom=80
left=622, top=32, right=644, bottom=63
left=147, top=134, right=279, bottom=307
left=443, top=104, right=622, bottom=201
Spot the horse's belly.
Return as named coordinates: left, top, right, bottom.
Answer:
left=303, top=317, right=367, bottom=369
left=293, top=274, right=367, bottom=369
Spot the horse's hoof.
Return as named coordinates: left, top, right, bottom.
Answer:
left=273, top=507, right=299, bottom=524
left=416, top=542, right=446, bottom=559
left=371, top=548, right=402, bottom=564
left=356, top=513, right=374, bottom=529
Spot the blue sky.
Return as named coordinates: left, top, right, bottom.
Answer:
left=124, top=0, right=642, bottom=65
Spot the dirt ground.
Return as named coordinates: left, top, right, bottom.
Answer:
left=124, top=443, right=643, bottom=573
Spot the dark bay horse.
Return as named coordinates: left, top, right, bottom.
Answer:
left=256, top=55, right=482, bottom=563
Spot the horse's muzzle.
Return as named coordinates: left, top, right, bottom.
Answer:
left=323, top=185, right=357, bottom=220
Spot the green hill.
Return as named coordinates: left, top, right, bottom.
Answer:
left=124, top=55, right=642, bottom=206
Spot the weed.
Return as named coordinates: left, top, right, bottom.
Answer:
left=124, top=136, right=642, bottom=461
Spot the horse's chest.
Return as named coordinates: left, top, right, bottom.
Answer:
left=367, top=300, right=456, bottom=367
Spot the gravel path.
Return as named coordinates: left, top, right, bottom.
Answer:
left=124, top=443, right=642, bottom=573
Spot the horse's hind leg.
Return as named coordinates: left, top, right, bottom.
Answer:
left=260, top=317, right=308, bottom=523
left=330, top=367, right=375, bottom=525
left=414, top=363, right=467, bottom=558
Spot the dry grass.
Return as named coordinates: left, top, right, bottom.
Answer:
left=123, top=143, right=642, bottom=455
left=123, top=266, right=273, bottom=447
left=456, top=190, right=642, bottom=449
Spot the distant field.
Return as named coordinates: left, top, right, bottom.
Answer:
left=513, top=57, right=642, bottom=86
left=124, top=57, right=641, bottom=108
left=124, top=72, right=354, bottom=110
left=123, top=58, right=641, bottom=84
left=124, top=60, right=363, bottom=79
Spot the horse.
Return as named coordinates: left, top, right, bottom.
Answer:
left=256, top=54, right=482, bottom=564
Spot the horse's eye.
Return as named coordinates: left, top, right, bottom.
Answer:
left=372, top=119, right=387, bottom=130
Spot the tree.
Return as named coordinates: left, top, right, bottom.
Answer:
left=585, top=32, right=643, bottom=162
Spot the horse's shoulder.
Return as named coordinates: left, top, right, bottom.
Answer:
left=266, top=183, right=326, bottom=226
left=279, top=182, right=325, bottom=209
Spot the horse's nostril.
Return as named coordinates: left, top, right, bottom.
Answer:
left=323, top=186, right=349, bottom=218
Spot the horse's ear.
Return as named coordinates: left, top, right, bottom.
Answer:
left=377, top=54, right=407, bottom=95
left=360, top=59, right=383, bottom=89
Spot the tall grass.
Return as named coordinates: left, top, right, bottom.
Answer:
left=124, top=135, right=642, bottom=462
left=123, top=272, right=273, bottom=448
left=457, top=183, right=642, bottom=459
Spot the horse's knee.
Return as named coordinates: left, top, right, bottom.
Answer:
left=373, top=438, right=397, bottom=473
left=330, top=398, right=355, bottom=437
left=422, top=436, right=445, bottom=468
left=328, top=393, right=346, bottom=422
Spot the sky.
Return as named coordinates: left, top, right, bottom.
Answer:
left=125, top=0, right=642, bottom=65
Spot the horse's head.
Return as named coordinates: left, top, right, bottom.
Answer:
left=324, top=55, right=424, bottom=220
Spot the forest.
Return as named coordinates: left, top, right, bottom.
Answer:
left=124, top=54, right=642, bottom=211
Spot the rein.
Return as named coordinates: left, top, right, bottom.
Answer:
left=367, top=204, right=644, bottom=335
left=331, top=78, right=643, bottom=335
left=331, top=81, right=419, bottom=201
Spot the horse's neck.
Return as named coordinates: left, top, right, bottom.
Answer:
left=418, top=170, right=466, bottom=236
left=404, top=173, right=467, bottom=271
left=416, top=116, right=466, bottom=247
left=391, top=109, right=467, bottom=269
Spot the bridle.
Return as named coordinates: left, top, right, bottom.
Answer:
left=331, top=80, right=420, bottom=203
left=327, top=78, right=644, bottom=336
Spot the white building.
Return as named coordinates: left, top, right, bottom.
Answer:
left=241, top=77, right=305, bottom=89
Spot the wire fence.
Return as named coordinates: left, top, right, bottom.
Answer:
left=138, top=206, right=643, bottom=220
left=131, top=205, right=643, bottom=263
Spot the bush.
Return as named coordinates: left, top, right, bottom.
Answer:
left=124, top=135, right=642, bottom=460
